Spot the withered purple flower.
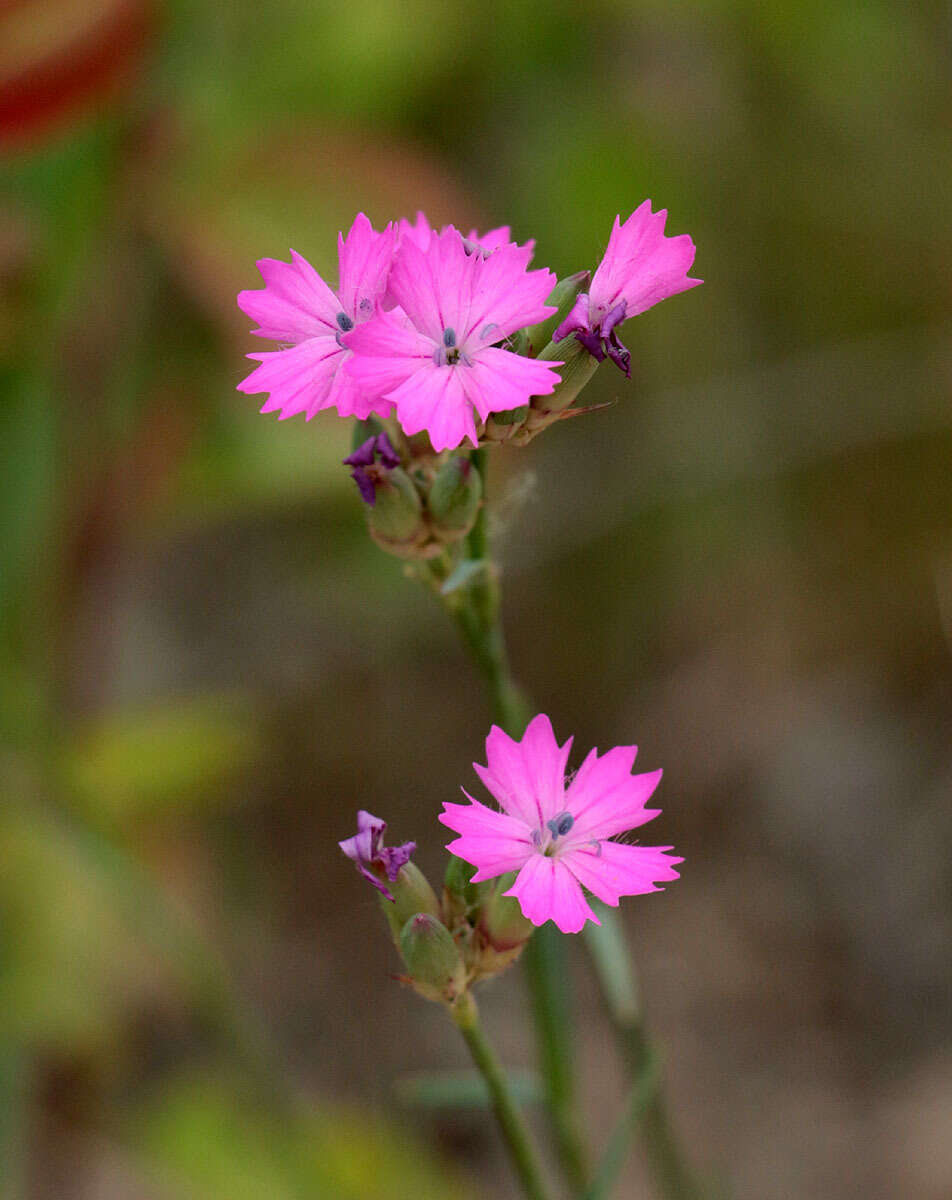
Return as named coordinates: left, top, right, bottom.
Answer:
left=342, top=432, right=401, bottom=505
left=339, top=810, right=416, bottom=900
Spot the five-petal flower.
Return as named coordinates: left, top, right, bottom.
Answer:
left=237, top=213, right=398, bottom=421
left=344, top=227, right=562, bottom=451
left=439, top=714, right=681, bottom=934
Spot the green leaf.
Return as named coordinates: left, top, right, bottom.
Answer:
left=395, top=1068, right=543, bottom=1110
left=584, top=901, right=641, bottom=1026
left=581, top=1049, right=661, bottom=1200
left=440, top=558, right=489, bottom=596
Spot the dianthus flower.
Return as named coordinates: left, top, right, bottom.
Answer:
left=439, top=714, right=681, bottom=934
left=344, top=227, right=561, bottom=452
left=555, top=201, right=702, bottom=376
left=237, top=213, right=397, bottom=421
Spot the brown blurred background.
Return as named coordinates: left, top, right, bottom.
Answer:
left=1, top=1, right=950, bottom=1197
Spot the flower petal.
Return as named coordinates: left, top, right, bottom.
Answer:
left=565, top=747, right=662, bottom=843
left=553, top=293, right=591, bottom=342
left=238, top=249, right=340, bottom=343
left=504, top=854, right=600, bottom=933
left=387, top=231, right=456, bottom=342
left=474, top=714, right=572, bottom=827
left=336, top=213, right=398, bottom=321
left=561, top=841, right=682, bottom=907
left=389, top=363, right=478, bottom=452
left=237, top=337, right=344, bottom=420
left=459, top=241, right=556, bottom=346
left=460, top=347, right=562, bottom=422
left=320, top=353, right=394, bottom=420
left=589, top=202, right=701, bottom=318
left=439, top=791, right=534, bottom=881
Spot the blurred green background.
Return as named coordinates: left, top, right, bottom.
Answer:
left=1, top=1, right=950, bottom=1197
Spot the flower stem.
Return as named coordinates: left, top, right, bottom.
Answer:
left=451, top=991, right=553, bottom=1200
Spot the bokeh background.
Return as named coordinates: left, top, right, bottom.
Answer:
left=2, top=1, right=950, bottom=1197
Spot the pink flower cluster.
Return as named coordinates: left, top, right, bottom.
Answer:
left=440, top=714, right=682, bottom=933
left=238, top=205, right=699, bottom=452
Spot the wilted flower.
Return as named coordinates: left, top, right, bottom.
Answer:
left=345, top=227, right=561, bottom=451
left=439, top=715, right=681, bottom=934
left=343, top=431, right=401, bottom=505
left=555, top=201, right=701, bottom=376
left=339, top=809, right=417, bottom=901
left=237, top=213, right=397, bottom=421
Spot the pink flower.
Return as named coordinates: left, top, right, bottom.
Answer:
left=237, top=213, right=397, bottom=421
left=397, top=211, right=534, bottom=259
left=439, top=714, right=681, bottom=934
left=344, top=227, right=561, bottom=452
left=554, top=201, right=702, bottom=377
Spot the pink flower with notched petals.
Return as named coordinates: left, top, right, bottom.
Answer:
left=237, top=213, right=397, bottom=421
left=439, top=714, right=681, bottom=934
left=344, top=227, right=561, bottom=452
left=555, top=200, right=702, bottom=377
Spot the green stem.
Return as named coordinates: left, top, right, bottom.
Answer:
left=586, top=904, right=701, bottom=1200
left=452, top=992, right=553, bottom=1200
left=522, top=926, right=589, bottom=1192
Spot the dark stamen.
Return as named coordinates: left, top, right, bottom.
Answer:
left=546, top=811, right=575, bottom=840
left=443, top=327, right=457, bottom=348
left=336, top=312, right=354, bottom=332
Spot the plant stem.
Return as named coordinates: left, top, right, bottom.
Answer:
left=586, top=903, right=701, bottom=1200
left=522, top=925, right=589, bottom=1192
left=452, top=992, right=553, bottom=1200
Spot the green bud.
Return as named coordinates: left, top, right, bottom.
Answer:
left=472, top=875, right=535, bottom=980
left=444, top=852, right=477, bottom=897
left=505, top=327, right=531, bottom=356
left=351, top=415, right=384, bottom=452
left=524, top=270, right=589, bottom=355
left=381, top=862, right=442, bottom=945
left=399, top=913, right=468, bottom=1004
left=516, top=336, right=600, bottom=441
left=368, top=467, right=430, bottom=557
left=482, top=404, right=529, bottom=442
left=428, top=455, right=482, bottom=541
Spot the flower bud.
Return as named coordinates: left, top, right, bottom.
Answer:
left=524, top=271, right=590, bottom=356
left=350, top=415, right=384, bottom=452
left=428, top=455, right=482, bottom=541
left=473, top=876, right=534, bottom=979
left=381, top=861, right=442, bottom=944
left=482, top=404, right=529, bottom=443
left=399, top=913, right=468, bottom=1004
left=518, top=335, right=600, bottom=440
left=367, top=467, right=430, bottom=557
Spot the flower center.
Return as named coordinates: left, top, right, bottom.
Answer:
left=433, top=326, right=470, bottom=367
left=533, top=810, right=575, bottom=855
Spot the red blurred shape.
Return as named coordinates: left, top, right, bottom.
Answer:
left=0, top=0, right=152, bottom=150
